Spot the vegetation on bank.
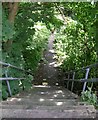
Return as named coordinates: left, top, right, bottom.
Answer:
left=1, top=2, right=98, bottom=106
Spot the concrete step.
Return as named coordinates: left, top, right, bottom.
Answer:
left=14, top=86, right=78, bottom=99
left=2, top=101, right=78, bottom=107
left=15, top=95, right=78, bottom=100
left=2, top=98, right=79, bottom=105
left=1, top=105, right=96, bottom=118
left=1, top=86, right=97, bottom=119
left=0, top=103, right=94, bottom=109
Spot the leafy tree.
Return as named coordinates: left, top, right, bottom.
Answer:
left=2, top=2, right=98, bottom=100
left=2, top=2, right=63, bottom=99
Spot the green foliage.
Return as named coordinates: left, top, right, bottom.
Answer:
left=23, top=22, right=50, bottom=72
left=54, top=19, right=97, bottom=71
left=2, top=10, right=14, bottom=42
left=9, top=81, right=20, bottom=95
left=81, top=86, right=97, bottom=106
left=22, top=75, right=33, bottom=91
left=2, top=2, right=98, bottom=101
left=54, top=2, right=97, bottom=71
left=62, top=2, right=98, bottom=58
left=54, top=3, right=98, bottom=103
left=2, top=3, right=56, bottom=100
left=2, top=85, right=8, bottom=100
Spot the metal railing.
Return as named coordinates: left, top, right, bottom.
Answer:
left=64, top=63, right=98, bottom=92
left=0, top=61, right=33, bottom=96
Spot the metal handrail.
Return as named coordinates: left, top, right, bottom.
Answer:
left=0, top=61, right=33, bottom=75
left=1, top=61, right=33, bottom=97
left=64, top=78, right=98, bottom=82
left=65, top=63, right=98, bottom=73
left=0, top=78, right=25, bottom=81
left=64, top=62, right=98, bottom=92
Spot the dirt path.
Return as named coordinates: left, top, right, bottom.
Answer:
left=33, top=33, right=61, bottom=85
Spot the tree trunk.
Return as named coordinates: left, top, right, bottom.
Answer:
left=3, top=2, right=19, bottom=52
left=8, top=2, right=18, bottom=24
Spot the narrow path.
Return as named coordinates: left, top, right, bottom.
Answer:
left=33, top=32, right=60, bottom=85
left=1, top=34, right=96, bottom=119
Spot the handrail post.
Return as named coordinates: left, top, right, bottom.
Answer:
left=71, top=72, right=75, bottom=91
left=5, top=66, right=12, bottom=96
left=67, top=73, right=70, bottom=89
left=82, top=68, right=90, bottom=92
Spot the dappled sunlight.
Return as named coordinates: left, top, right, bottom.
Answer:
left=49, top=62, right=56, bottom=66
left=7, top=98, right=21, bottom=102
left=49, top=49, right=55, bottom=53
left=41, top=92, right=45, bottom=95
left=53, top=94, right=58, bottom=97
left=19, top=81, right=22, bottom=86
left=56, top=83, right=59, bottom=86
left=40, top=91, right=51, bottom=95
left=17, top=98, right=21, bottom=101
left=55, top=90, right=63, bottom=94
left=33, top=85, right=50, bottom=88
left=1, top=2, right=97, bottom=118
left=42, top=82, right=48, bottom=86
left=55, top=102, right=63, bottom=106
left=49, top=99, right=54, bottom=101
left=62, top=95, right=65, bottom=97
left=48, top=61, right=59, bottom=68
left=39, top=98, right=45, bottom=102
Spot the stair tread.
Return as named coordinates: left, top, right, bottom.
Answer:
left=2, top=106, right=96, bottom=118
left=1, top=86, right=96, bottom=118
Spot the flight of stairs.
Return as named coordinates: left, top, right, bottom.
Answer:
left=1, top=85, right=96, bottom=119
